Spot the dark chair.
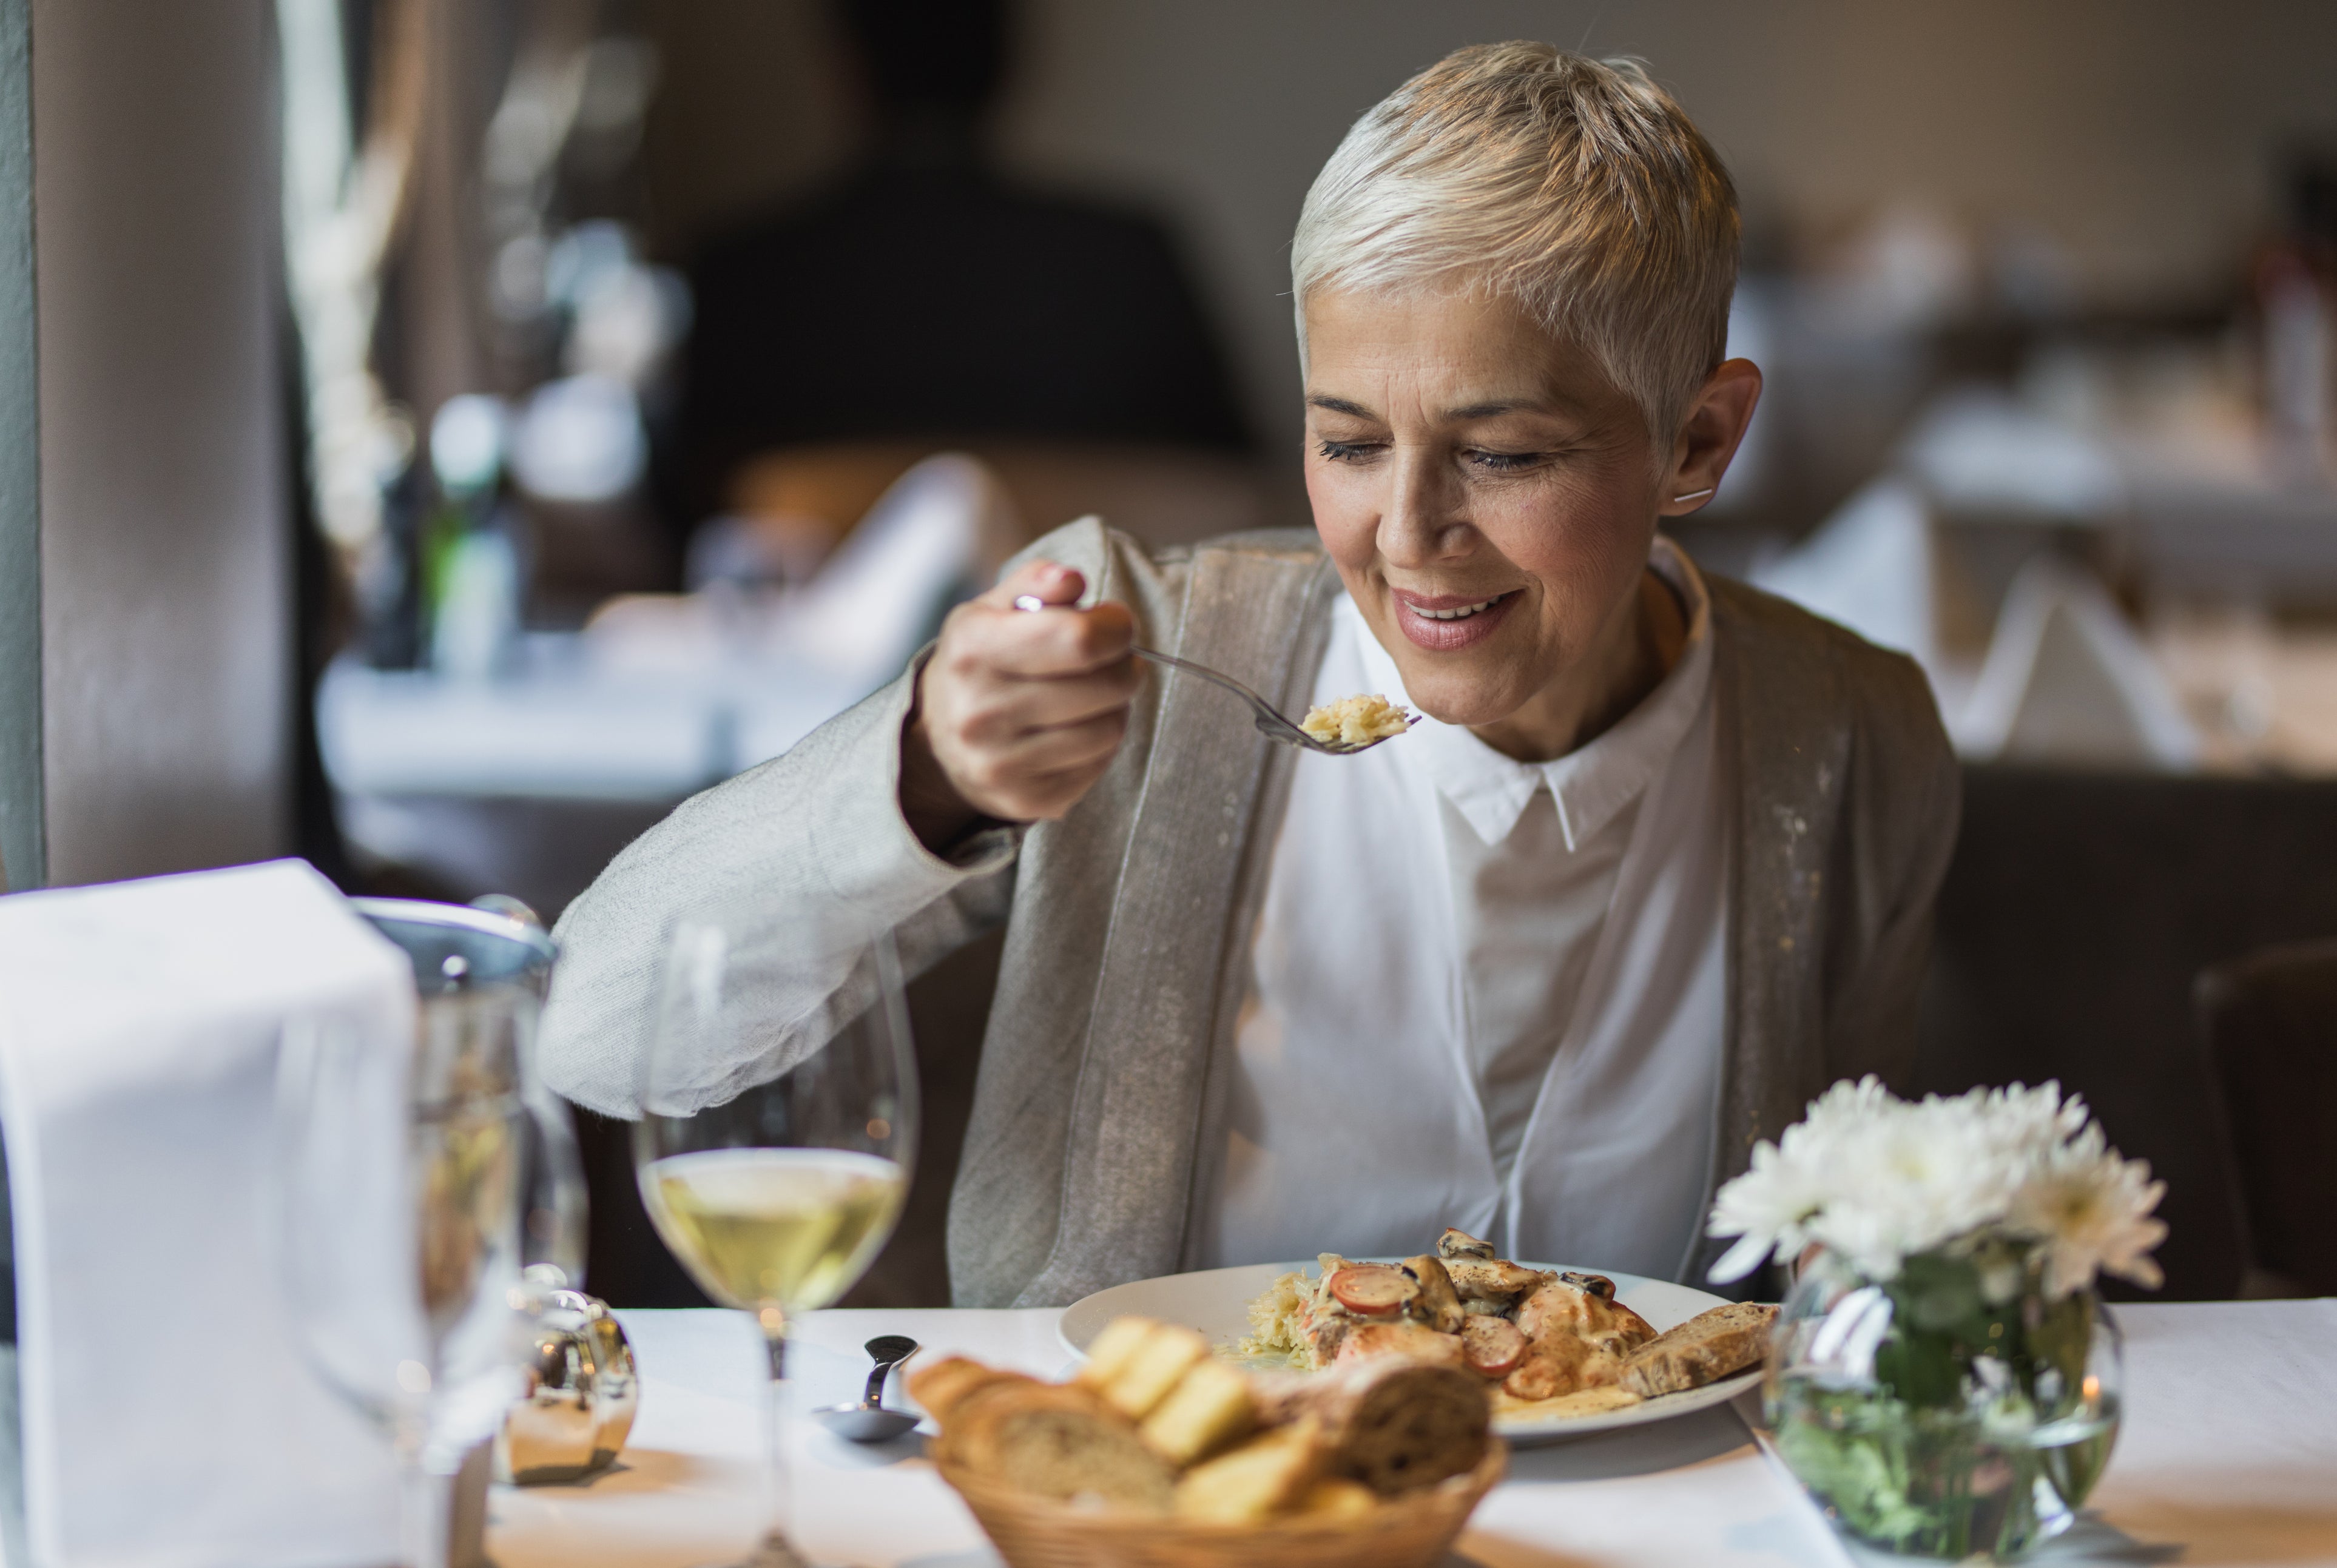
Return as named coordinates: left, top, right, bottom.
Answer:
left=1914, top=765, right=2337, bottom=1300
left=2194, top=938, right=2337, bottom=1297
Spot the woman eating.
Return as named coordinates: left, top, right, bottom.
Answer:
left=541, top=43, right=1958, bottom=1307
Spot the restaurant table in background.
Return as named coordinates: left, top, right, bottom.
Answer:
left=488, top=1300, right=2337, bottom=1568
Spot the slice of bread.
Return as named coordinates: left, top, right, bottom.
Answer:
left=1172, top=1416, right=1326, bottom=1523
left=905, top=1356, right=1033, bottom=1424
left=1297, top=1476, right=1378, bottom=1518
left=1621, top=1302, right=1778, bottom=1398
left=1076, top=1316, right=1162, bottom=1391
left=1101, top=1322, right=1210, bottom=1420
left=1261, top=1357, right=1489, bottom=1496
left=948, top=1381, right=1176, bottom=1513
left=1138, top=1354, right=1256, bottom=1466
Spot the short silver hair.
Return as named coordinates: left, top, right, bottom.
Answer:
left=1293, top=43, right=1739, bottom=445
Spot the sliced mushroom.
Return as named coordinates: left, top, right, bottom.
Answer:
left=1400, top=1254, right=1467, bottom=1334
left=1558, top=1271, right=1617, bottom=1300
left=1443, top=1258, right=1553, bottom=1305
left=1436, top=1226, right=1496, bottom=1261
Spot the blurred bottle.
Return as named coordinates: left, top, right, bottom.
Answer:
left=2255, top=153, right=2337, bottom=483
left=425, top=394, right=526, bottom=680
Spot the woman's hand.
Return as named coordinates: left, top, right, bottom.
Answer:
left=899, top=560, right=1142, bottom=849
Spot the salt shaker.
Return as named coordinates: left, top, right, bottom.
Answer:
left=496, top=1283, right=639, bottom=1484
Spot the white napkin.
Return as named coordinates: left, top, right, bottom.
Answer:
left=0, top=860, right=411, bottom=1567
left=1959, top=556, right=2200, bottom=768
left=1752, top=477, right=1952, bottom=674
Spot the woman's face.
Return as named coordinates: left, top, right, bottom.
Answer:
left=1301, top=287, right=1668, bottom=749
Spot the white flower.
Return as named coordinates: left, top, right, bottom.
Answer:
left=1970, top=1080, right=2091, bottom=1173
left=1706, top=1076, right=1890, bottom=1282
left=1802, top=1091, right=2009, bottom=1278
left=2008, top=1123, right=2168, bottom=1298
left=1707, top=1137, right=1828, bottom=1282
left=1704, top=1075, right=2168, bottom=1295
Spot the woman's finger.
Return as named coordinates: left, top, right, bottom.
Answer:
left=959, top=596, right=1135, bottom=679
left=951, top=660, right=1142, bottom=742
left=983, top=558, right=1085, bottom=612
left=984, top=754, right=1125, bottom=823
left=993, top=707, right=1130, bottom=775
left=948, top=709, right=1125, bottom=814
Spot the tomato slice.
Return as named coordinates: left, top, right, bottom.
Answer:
left=1326, top=1263, right=1414, bottom=1316
left=1460, top=1316, right=1526, bottom=1377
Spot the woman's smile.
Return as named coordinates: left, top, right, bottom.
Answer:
left=1392, top=587, right=1523, bottom=651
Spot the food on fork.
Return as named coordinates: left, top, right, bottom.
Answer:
left=1300, top=693, right=1411, bottom=745
left=1236, top=1226, right=1770, bottom=1419
left=919, top=1314, right=1494, bottom=1524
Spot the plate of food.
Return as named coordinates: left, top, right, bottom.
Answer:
left=1059, top=1227, right=1774, bottom=1443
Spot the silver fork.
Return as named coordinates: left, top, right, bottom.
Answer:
left=1013, top=594, right=1411, bottom=756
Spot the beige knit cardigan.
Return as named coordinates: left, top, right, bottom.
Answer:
left=541, top=520, right=1960, bottom=1307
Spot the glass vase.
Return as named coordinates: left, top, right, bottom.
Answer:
left=1765, top=1242, right=2123, bottom=1561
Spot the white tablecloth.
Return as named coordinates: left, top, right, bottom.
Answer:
left=489, top=1300, right=2337, bottom=1568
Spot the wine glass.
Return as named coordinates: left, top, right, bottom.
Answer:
left=633, top=906, right=919, bottom=1568
left=275, top=900, right=582, bottom=1568
left=278, top=1012, right=530, bottom=1568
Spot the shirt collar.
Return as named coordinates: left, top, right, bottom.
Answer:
left=1345, top=537, right=1715, bottom=850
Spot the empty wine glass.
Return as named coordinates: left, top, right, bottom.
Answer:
left=275, top=900, right=581, bottom=1568
left=633, top=905, right=919, bottom=1568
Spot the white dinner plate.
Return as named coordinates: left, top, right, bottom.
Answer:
left=1058, top=1260, right=1762, bottom=1444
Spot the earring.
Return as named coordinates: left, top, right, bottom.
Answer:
left=1672, top=486, right=1715, bottom=504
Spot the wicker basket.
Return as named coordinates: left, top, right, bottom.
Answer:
left=936, top=1442, right=1507, bottom=1568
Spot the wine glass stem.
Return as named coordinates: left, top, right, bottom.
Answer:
left=761, top=1325, right=807, bottom=1567
left=394, top=1413, right=453, bottom=1568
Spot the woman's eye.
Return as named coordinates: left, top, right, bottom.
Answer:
left=1468, top=448, right=1545, bottom=473
left=1315, top=439, right=1383, bottom=464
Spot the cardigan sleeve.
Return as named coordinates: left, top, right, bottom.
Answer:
left=537, top=514, right=1139, bottom=1119
left=539, top=653, right=1019, bottom=1117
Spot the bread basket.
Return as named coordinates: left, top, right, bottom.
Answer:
left=935, top=1441, right=1507, bottom=1568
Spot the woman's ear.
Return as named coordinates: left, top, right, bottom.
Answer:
left=1659, top=359, right=1762, bottom=517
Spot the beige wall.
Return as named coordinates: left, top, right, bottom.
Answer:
left=35, top=0, right=289, bottom=886
left=643, top=0, right=2337, bottom=461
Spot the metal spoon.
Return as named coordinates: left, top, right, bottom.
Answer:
left=1011, top=594, right=1411, bottom=756
left=810, top=1334, right=922, bottom=1442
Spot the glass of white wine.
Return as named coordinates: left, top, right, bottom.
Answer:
left=634, top=907, right=918, bottom=1568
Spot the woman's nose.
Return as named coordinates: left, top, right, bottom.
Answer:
left=1377, top=448, right=1466, bottom=565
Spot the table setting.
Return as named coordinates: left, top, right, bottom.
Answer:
left=0, top=864, right=2330, bottom=1568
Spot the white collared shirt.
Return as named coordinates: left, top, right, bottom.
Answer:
left=1198, top=539, right=1728, bottom=1279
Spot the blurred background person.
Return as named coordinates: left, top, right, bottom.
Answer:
left=669, top=0, right=1263, bottom=586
